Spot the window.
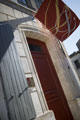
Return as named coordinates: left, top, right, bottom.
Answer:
left=29, top=44, right=42, bottom=52
left=17, top=0, right=36, bottom=10
left=26, top=0, right=33, bottom=8
left=27, top=78, right=35, bottom=87
left=74, top=60, right=80, bottom=69
left=17, top=0, right=26, bottom=5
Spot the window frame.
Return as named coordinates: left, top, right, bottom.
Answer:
left=74, top=60, right=80, bottom=69
left=17, top=0, right=36, bottom=10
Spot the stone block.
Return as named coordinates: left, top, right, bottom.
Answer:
left=22, top=13, right=29, bottom=17
left=0, top=3, right=14, bottom=17
left=35, top=111, right=56, bottom=120
left=8, top=16, right=15, bottom=20
left=27, top=21, right=33, bottom=26
left=31, top=91, right=43, bottom=115
left=0, top=13, right=7, bottom=21
left=21, top=13, right=29, bottom=24
left=68, top=99, right=80, bottom=120
left=13, top=9, right=23, bottom=18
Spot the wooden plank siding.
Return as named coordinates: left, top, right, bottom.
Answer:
left=0, top=70, right=9, bottom=120
left=0, top=24, right=36, bottom=120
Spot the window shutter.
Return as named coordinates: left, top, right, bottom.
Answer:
left=0, top=24, right=36, bottom=120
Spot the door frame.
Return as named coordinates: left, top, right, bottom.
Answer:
left=18, top=25, right=73, bottom=118
left=18, top=26, right=49, bottom=114
left=27, top=38, right=74, bottom=120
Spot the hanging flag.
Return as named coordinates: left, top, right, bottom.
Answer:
left=35, top=0, right=79, bottom=41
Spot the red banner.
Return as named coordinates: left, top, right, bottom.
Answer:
left=35, top=0, right=79, bottom=41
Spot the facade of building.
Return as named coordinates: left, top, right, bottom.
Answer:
left=0, top=0, right=80, bottom=120
left=70, top=51, right=80, bottom=80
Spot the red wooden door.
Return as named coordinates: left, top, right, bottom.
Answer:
left=27, top=38, right=74, bottom=120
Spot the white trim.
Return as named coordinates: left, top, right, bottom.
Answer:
left=18, top=26, right=49, bottom=114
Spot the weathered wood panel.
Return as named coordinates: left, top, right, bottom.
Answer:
left=0, top=24, right=36, bottom=120
left=0, top=71, right=9, bottom=120
left=0, top=99, right=9, bottom=120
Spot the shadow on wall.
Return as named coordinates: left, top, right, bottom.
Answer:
left=0, top=16, right=33, bottom=62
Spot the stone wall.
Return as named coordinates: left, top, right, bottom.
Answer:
left=0, top=1, right=53, bottom=119
left=0, top=1, right=80, bottom=120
